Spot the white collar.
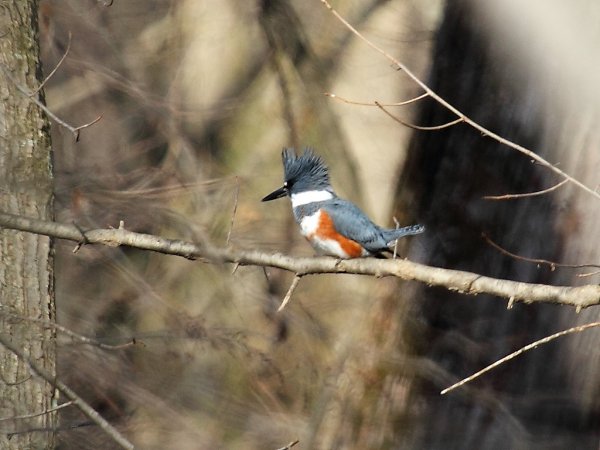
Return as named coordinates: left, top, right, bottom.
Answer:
left=290, top=190, right=334, bottom=207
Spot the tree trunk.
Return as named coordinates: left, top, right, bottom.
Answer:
left=0, top=1, right=56, bottom=448
left=397, top=1, right=600, bottom=448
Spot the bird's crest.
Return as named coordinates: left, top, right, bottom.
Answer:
left=281, top=148, right=330, bottom=191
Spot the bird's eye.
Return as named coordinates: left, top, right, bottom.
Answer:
left=284, top=180, right=292, bottom=189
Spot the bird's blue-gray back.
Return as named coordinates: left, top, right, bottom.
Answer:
left=316, top=199, right=390, bottom=253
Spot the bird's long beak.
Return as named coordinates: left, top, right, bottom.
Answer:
left=261, top=186, right=287, bottom=202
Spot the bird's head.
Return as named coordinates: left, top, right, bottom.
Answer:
left=262, top=148, right=332, bottom=202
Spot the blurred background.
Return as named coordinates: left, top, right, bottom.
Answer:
left=38, top=0, right=600, bottom=448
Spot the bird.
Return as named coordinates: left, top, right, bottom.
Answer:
left=261, top=148, right=424, bottom=259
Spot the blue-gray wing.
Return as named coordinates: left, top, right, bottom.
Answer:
left=321, top=199, right=389, bottom=253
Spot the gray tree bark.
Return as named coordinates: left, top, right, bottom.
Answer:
left=0, top=1, right=56, bottom=448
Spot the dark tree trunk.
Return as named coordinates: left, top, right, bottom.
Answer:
left=398, top=1, right=600, bottom=449
left=0, top=1, right=56, bottom=448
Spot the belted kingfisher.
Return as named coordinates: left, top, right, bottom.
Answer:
left=262, top=148, right=424, bottom=259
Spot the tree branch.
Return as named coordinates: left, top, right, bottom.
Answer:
left=1, top=211, right=599, bottom=309
left=482, top=179, right=569, bottom=200
left=320, top=0, right=600, bottom=203
left=375, top=101, right=465, bottom=131
left=0, top=63, right=102, bottom=141
left=441, top=321, right=600, bottom=395
left=0, top=335, right=133, bottom=450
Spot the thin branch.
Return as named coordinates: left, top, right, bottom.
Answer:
left=579, top=269, right=600, bottom=278
left=324, top=91, right=429, bottom=106
left=226, top=176, right=240, bottom=246
left=275, top=440, right=300, bottom=450
left=0, top=305, right=137, bottom=350
left=320, top=0, right=600, bottom=203
left=72, top=221, right=90, bottom=253
left=0, top=335, right=134, bottom=450
left=92, top=177, right=236, bottom=198
left=0, top=373, right=31, bottom=386
left=375, top=101, right=464, bottom=131
left=441, top=321, right=600, bottom=395
left=483, top=179, right=569, bottom=200
left=392, top=216, right=400, bottom=259
left=0, top=401, right=74, bottom=422
left=483, top=233, right=600, bottom=271
left=278, top=274, right=302, bottom=312
left=0, top=64, right=102, bottom=141
left=30, top=31, right=72, bottom=95
left=1, top=211, right=599, bottom=309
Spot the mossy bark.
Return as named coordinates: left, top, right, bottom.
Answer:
left=0, top=0, right=56, bottom=448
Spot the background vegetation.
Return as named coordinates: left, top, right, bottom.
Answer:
left=3, top=0, right=599, bottom=448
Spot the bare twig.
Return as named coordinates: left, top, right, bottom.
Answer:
left=320, top=0, right=600, bottom=203
left=324, top=91, right=429, bottom=106
left=1, top=211, right=599, bottom=309
left=0, top=64, right=102, bottom=141
left=278, top=274, right=302, bottom=312
left=392, top=216, right=400, bottom=259
left=375, top=101, right=464, bottom=131
left=483, top=179, right=569, bottom=200
left=0, top=373, right=31, bottom=386
left=72, top=221, right=90, bottom=253
left=226, top=176, right=240, bottom=246
left=275, top=440, right=300, bottom=450
left=441, top=321, right=600, bottom=395
left=0, top=305, right=136, bottom=350
left=90, top=177, right=236, bottom=198
left=483, top=233, right=600, bottom=272
left=579, top=269, right=600, bottom=278
left=0, top=335, right=134, bottom=450
left=30, top=32, right=72, bottom=95
left=0, top=401, right=74, bottom=422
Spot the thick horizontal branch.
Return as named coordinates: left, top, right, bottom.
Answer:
left=1, top=211, right=599, bottom=309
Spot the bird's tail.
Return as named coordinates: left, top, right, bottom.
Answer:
left=381, top=224, right=425, bottom=246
